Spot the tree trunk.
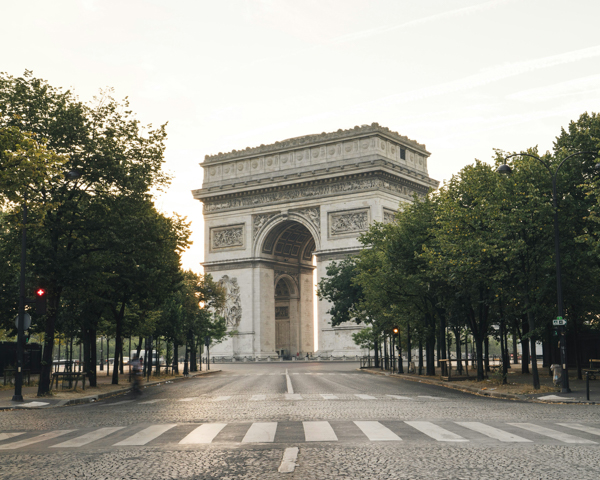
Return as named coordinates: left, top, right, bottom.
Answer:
left=572, top=316, right=582, bottom=380
left=454, top=328, right=462, bottom=374
left=406, top=321, right=412, bottom=364
left=484, top=336, right=490, bottom=374
left=82, top=328, right=91, bottom=387
left=418, top=338, right=423, bottom=375
left=527, top=312, right=540, bottom=389
left=475, top=334, right=485, bottom=381
left=383, top=335, right=389, bottom=371
left=173, top=341, right=179, bottom=374
left=512, top=327, right=519, bottom=364
left=398, top=330, right=404, bottom=374
left=89, top=328, right=97, bottom=387
left=374, top=334, right=379, bottom=368
left=37, top=294, right=61, bottom=396
left=521, top=316, right=530, bottom=374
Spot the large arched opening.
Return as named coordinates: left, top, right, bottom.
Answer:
left=261, top=220, right=316, bottom=358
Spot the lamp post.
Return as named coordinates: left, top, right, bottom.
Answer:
left=497, top=152, right=599, bottom=393
left=13, top=170, right=81, bottom=401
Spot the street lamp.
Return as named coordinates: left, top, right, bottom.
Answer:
left=100, top=336, right=104, bottom=371
left=13, top=169, right=81, bottom=401
left=497, top=152, right=599, bottom=393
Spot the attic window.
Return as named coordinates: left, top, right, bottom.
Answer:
left=400, top=148, right=406, bottom=160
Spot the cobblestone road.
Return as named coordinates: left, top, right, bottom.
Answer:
left=1, top=362, right=599, bottom=479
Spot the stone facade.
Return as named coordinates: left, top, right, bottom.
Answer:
left=193, top=123, right=438, bottom=357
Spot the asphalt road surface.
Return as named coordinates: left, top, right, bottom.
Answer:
left=1, top=362, right=599, bottom=479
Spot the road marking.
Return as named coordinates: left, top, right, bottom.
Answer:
left=405, top=421, right=468, bottom=442
left=387, top=395, right=412, bottom=400
left=327, top=373, right=336, bottom=375
left=354, top=394, right=376, bottom=400
left=139, top=399, right=165, bottom=404
left=212, top=396, right=231, bottom=402
left=179, top=424, right=227, bottom=444
left=509, top=423, right=596, bottom=444
left=285, top=394, right=302, bottom=400
left=315, top=373, right=324, bottom=375
left=278, top=447, right=299, bottom=473
left=557, top=423, right=600, bottom=437
left=179, top=398, right=195, bottom=402
left=242, top=422, right=277, bottom=443
left=418, top=396, right=442, bottom=400
left=292, top=373, right=300, bottom=375
left=303, top=421, right=338, bottom=442
left=320, top=394, right=338, bottom=400
left=286, top=369, right=294, bottom=394
left=0, top=433, right=24, bottom=441
left=455, top=422, right=532, bottom=442
left=98, top=400, right=134, bottom=407
left=354, top=421, right=401, bottom=441
left=14, top=401, right=49, bottom=408
left=0, top=430, right=75, bottom=450
left=51, top=427, right=125, bottom=448
left=114, top=424, right=177, bottom=446
left=250, top=395, right=266, bottom=401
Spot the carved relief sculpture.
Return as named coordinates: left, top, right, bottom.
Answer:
left=253, top=213, right=278, bottom=240
left=218, top=275, right=242, bottom=329
left=293, top=207, right=320, bottom=235
left=383, top=209, right=396, bottom=224
left=329, top=209, right=370, bottom=236
left=211, top=225, right=244, bottom=249
left=275, top=306, right=290, bottom=319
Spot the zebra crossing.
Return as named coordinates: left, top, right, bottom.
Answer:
left=1, top=421, right=599, bottom=450
left=136, top=393, right=447, bottom=404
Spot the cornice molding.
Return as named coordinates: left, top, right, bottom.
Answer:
left=204, top=123, right=429, bottom=163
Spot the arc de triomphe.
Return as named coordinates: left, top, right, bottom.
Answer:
left=193, top=123, right=438, bottom=358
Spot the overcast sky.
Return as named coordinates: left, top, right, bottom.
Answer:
left=2, top=0, right=600, bottom=272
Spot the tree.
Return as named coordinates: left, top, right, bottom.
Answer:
left=0, top=71, right=170, bottom=395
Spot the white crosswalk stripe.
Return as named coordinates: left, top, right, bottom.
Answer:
left=387, top=395, right=412, bottom=400
left=0, top=433, right=24, bottom=441
left=2, top=421, right=597, bottom=449
left=139, top=399, right=165, bottom=404
left=354, top=421, right=401, bottom=441
left=212, top=396, right=231, bottom=402
left=250, top=395, right=266, bottom=401
left=455, top=422, right=531, bottom=442
left=179, top=424, right=227, bottom=444
left=303, top=421, right=338, bottom=442
left=405, top=421, right=468, bottom=442
left=320, top=394, right=338, bottom=400
left=354, top=394, right=376, bottom=400
left=179, top=398, right=195, bottom=402
left=51, top=427, right=124, bottom=448
left=557, top=423, right=600, bottom=437
left=114, top=424, right=177, bottom=446
left=242, top=422, right=277, bottom=443
left=508, top=423, right=597, bottom=444
left=0, top=430, right=75, bottom=450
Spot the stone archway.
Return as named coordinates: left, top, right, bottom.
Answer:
left=195, top=124, right=438, bottom=358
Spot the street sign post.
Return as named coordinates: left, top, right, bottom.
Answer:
left=553, top=318, right=567, bottom=326
left=14, top=313, right=31, bottom=330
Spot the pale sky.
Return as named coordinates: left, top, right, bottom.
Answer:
left=2, top=0, right=599, bottom=272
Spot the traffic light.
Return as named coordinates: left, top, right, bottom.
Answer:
left=35, top=288, right=47, bottom=315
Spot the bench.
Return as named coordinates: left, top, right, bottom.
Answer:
left=583, top=359, right=600, bottom=380
left=51, top=371, right=87, bottom=391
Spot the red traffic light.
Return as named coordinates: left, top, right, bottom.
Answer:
left=35, top=288, right=47, bottom=315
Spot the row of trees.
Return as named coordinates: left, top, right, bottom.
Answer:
left=318, top=112, right=600, bottom=388
left=0, top=72, right=226, bottom=396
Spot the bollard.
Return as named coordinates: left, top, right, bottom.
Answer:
left=587, top=371, right=590, bottom=401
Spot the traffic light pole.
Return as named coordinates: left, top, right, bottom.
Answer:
left=13, top=199, right=27, bottom=402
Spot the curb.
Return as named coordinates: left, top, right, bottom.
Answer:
left=359, top=368, right=598, bottom=405
left=0, top=369, right=221, bottom=411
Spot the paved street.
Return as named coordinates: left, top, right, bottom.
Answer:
left=1, top=362, right=599, bottom=479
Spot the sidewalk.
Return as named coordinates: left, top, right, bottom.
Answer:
left=364, top=364, right=600, bottom=404
left=0, top=367, right=220, bottom=410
